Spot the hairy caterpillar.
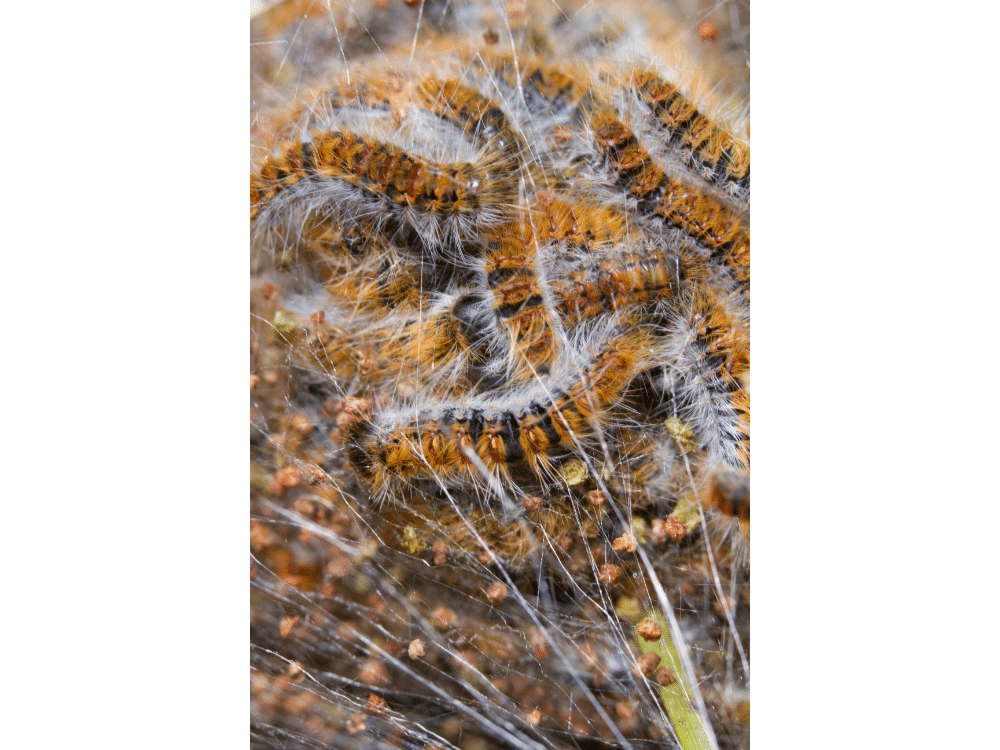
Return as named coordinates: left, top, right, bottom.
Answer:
left=251, top=1, right=750, bottom=748
left=346, top=324, right=650, bottom=493
left=630, top=70, right=750, bottom=206
left=251, top=128, right=518, bottom=259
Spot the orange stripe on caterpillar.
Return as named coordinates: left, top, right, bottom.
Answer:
left=707, top=465, right=750, bottom=522
left=487, top=57, right=586, bottom=111
left=324, top=259, right=440, bottom=314
left=526, top=191, right=628, bottom=248
left=655, top=180, right=749, bottom=287
left=384, top=292, right=509, bottom=389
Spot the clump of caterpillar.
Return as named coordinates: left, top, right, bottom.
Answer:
left=343, top=278, right=749, bottom=496
left=251, top=26, right=751, bottom=563
left=479, top=56, right=751, bottom=289
left=251, top=2, right=750, bottom=748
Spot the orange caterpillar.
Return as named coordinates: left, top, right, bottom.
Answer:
left=630, top=71, right=750, bottom=207
left=527, top=191, right=629, bottom=248
left=250, top=129, right=518, bottom=256
left=551, top=241, right=694, bottom=325
left=346, top=325, right=650, bottom=493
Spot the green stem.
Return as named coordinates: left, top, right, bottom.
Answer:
left=637, top=610, right=715, bottom=750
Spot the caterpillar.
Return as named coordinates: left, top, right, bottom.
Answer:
left=630, top=70, right=751, bottom=207
left=252, top=132, right=516, bottom=249
left=654, top=285, right=750, bottom=473
left=346, top=324, right=650, bottom=494
left=417, top=77, right=530, bottom=164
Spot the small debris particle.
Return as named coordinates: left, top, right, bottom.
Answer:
left=346, top=712, right=366, bottom=734
left=633, top=652, right=661, bottom=678
left=559, top=458, right=587, bottom=486
left=598, top=563, right=621, bottom=586
left=366, top=693, right=390, bottom=716
left=279, top=616, right=299, bottom=638
left=401, top=525, right=427, bottom=555
left=656, top=666, right=679, bottom=686
left=274, top=465, right=300, bottom=489
left=665, top=417, right=697, bottom=454
left=408, top=638, right=426, bottom=659
left=358, top=658, right=390, bottom=687
left=664, top=516, right=686, bottom=542
left=486, top=582, right=508, bottom=604
left=433, top=606, right=457, bottom=629
left=637, top=618, right=663, bottom=641
left=612, top=533, right=637, bottom=553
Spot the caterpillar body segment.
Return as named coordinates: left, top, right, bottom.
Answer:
left=478, top=222, right=562, bottom=380
left=550, top=241, right=700, bottom=325
left=526, top=190, right=629, bottom=248
left=653, top=178, right=750, bottom=287
left=391, top=291, right=507, bottom=384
